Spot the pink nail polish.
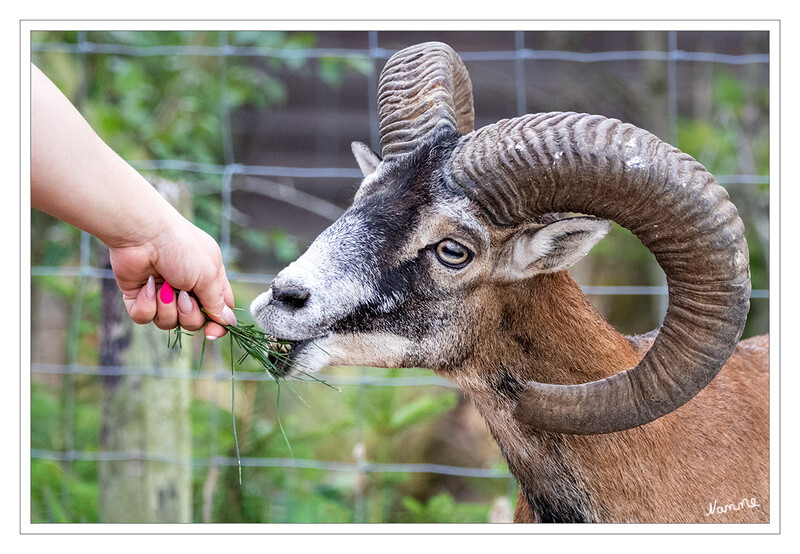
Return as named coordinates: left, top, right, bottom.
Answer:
left=160, top=282, right=174, bottom=304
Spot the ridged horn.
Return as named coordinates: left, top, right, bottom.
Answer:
left=447, top=111, right=751, bottom=435
left=378, top=42, right=474, bottom=161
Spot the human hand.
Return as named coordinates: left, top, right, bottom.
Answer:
left=31, top=62, right=236, bottom=338
left=109, top=217, right=236, bottom=339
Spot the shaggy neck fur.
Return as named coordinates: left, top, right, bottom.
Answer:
left=444, top=271, right=638, bottom=522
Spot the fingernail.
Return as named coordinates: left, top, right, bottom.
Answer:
left=160, top=282, right=174, bottom=304
left=222, top=305, right=238, bottom=326
left=145, top=276, right=156, bottom=301
left=205, top=334, right=217, bottom=341
left=178, top=290, right=192, bottom=314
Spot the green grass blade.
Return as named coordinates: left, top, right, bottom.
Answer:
left=273, top=376, right=293, bottom=458
left=230, top=333, right=242, bottom=486
left=195, top=334, right=207, bottom=382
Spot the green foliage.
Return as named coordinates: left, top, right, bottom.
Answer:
left=30, top=382, right=64, bottom=451
left=233, top=228, right=302, bottom=266
left=30, top=211, right=83, bottom=268
left=184, top=373, right=467, bottom=523
left=318, top=56, right=372, bottom=85
left=400, top=492, right=490, bottom=523
left=30, top=382, right=100, bottom=523
left=30, top=309, right=491, bottom=524
left=390, top=392, right=458, bottom=432
left=678, top=68, right=768, bottom=178
left=31, top=459, right=100, bottom=523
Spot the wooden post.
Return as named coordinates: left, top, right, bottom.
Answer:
left=98, top=179, right=193, bottom=523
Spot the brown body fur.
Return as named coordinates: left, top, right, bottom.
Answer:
left=444, top=271, right=769, bottom=523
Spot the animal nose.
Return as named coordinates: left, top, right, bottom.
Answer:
left=271, top=283, right=310, bottom=310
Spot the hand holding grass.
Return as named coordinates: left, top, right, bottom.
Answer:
left=108, top=218, right=237, bottom=338
left=31, top=62, right=235, bottom=339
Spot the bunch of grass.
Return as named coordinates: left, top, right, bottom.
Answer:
left=168, top=310, right=337, bottom=484
left=223, top=321, right=336, bottom=389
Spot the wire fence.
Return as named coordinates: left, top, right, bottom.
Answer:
left=28, top=29, right=771, bottom=523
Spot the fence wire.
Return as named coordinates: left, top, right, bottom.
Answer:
left=29, top=29, right=771, bottom=522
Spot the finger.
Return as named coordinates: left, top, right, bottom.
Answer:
left=154, top=281, right=179, bottom=330
left=194, top=268, right=237, bottom=330
left=125, top=275, right=157, bottom=325
left=176, top=290, right=206, bottom=331
left=203, top=320, right=228, bottom=341
left=198, top=280, right=234, bottom=340
left=197, top=295, right=237, bottom=329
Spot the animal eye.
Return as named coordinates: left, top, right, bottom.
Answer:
left=434, top=239, right=473, bottom=269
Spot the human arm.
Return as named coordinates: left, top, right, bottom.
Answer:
left=30, top=63, right=236, bottom=337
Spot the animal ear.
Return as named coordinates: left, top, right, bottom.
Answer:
left=351, top=141, right=382, bottom=177
left=498, top=217, right=611, bottom=280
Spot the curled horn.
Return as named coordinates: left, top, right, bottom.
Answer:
left=446, top=112, right=751, bottom=434
left=378, top=42, right=475, bottom=161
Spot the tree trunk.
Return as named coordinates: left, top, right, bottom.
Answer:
left=98, top=179, right=193, bottom=523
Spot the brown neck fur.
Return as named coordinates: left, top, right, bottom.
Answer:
left=493, top=272, right=639, bottom=386
left=443, top=271, right=769, bottom=523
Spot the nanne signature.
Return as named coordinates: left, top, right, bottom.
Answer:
left=705, top=497, right=760, bottom=517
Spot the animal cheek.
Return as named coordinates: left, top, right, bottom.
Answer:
left=325, top=332, right=414, bottom=369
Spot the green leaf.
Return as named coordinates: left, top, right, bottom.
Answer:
left=400, top=492, right=490, bottom=523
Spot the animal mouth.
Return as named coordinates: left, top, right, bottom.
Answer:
left=267, top=334, right=295, bottom=355
left=265, top=334, right=323, bottom=376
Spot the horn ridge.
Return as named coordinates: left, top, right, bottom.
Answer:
left=378, top=42, right=474, bottom=161
left=447, top=111, right=750, bottom=434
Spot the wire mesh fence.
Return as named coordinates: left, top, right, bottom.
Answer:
left=28, top=28, right=771, bottom=524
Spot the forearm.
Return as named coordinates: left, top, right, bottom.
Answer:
left=30, top=63, right=179, bottom=248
